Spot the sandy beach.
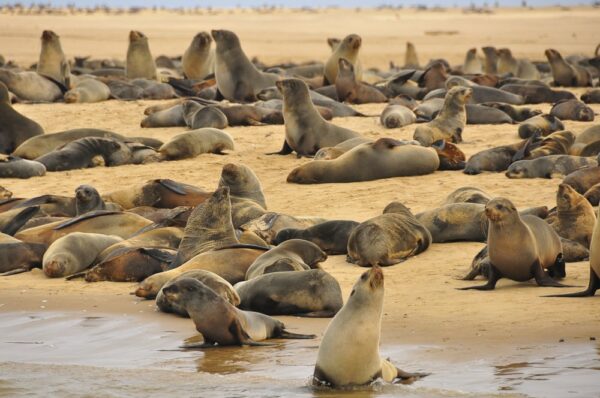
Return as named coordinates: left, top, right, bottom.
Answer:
left=0, top=6, right=599, bottom=397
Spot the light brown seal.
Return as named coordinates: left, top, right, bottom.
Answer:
left=182, top=32, right=215, bottom=80
left=547, top=183, right=596, bottom=247
left=158, top=128, right=234, bottom=160
left=324, top=34, right=362, bottom=85
left=37, top=30, right=69, bottom=86
left=126, top=31, right=157, bottom=80
left=545, top=49, right=592, bottom=87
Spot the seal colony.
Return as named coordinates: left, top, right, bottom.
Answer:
left=1, top=14, right=600, bottom=394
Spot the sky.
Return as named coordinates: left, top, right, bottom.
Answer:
left=0, top=0, right=591, bottom=8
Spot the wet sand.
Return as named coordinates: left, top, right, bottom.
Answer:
left=1, top=6, right=600, bottom=397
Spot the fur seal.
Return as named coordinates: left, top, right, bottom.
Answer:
left=182, top=102, right=228, bottom=130
left=445, top=77, right=524, bottom=105
left=272, top=78, right=360, bottom=157
left=235, top=269, right=343, bottom=317
left=413, top=86, right=471, bottom=146
left=581, top=89, right=600, bottom=104
left=217, top=163, right=267, bottom=228
left=546, top=205, right=600, bottom=297
left=506, top=155, right=597, bottom=179
left=64, top=78, right=110, bottom=103
left=0, top=233, right=46, bottom=274
left=550, top=99, right=594, bottom=122
left=42, top=232, right=122, bottom=278
left=0, top=82, right=44, bottom=153
left=545, top=49, right=592, bottom=87
left=126, top=31, right=157, bottom=80
left=287, top=138, right=439, bottom=184
left=459, top=198, right=567, bottom=290
left=141, top=104, right=185, bottom=128
left=182, top=32, right=215, bottom=80
left=404, top=42, right=419, bottom=68
left=481, top=102, right=542, bottom=122
left=547, top=183, right=596, bottom=247
left=34, top=137, right=128, bottom=171
left=525, top=130, right=574, bottom=159
left=156, top=269, right=239, bottom=316
left=0, top=155, right=46, bottom=178
left=103, top=179, right=210, bottom=209
left=158, top=128, right=234, bottom=160
left=416, top=203, right=488, bottom=243
left=442, top=187, right=491, bottom=205
left=0, top=70, right=62, bottom=102
left=432, top=140, right=466, bottom=171
left=463, top=48, right=482, bottom=74
left=466, top=104, right=514, bottom=124
left=0, top=186, right=12, bottom=199
left=347, top=202, right=431, bottom=266
left=313, top=266, right=428, bottom=386
left=273, top=220, right=358, bottom=255
left=497, top=48, right=539, bottom=80
left=245, top=239, right=327, bottom=280
left=313, top=137, right=374, bottom=160
left=82, top=247, right=175, bottom=282
left=335, top=58, right=386, bottom=104
left=499, top=83, right=575, bottom=104
left=380, top=104, right=416, bottom=128
left=482, top=46, right=498, bottom=74
left=240, top=212, right=327, bottom=244
left=518, top=114, right=564, bottom=139
left=211, top=29, right=279, bottom=102
left=37, top=30, right=69, bottom=86
left=75, top=185, right=111, bottom=215
left=324, top=34, right=362, bottom=85
left=161, top=278, right=315, bottom=346
left=15, top=211, right=152, bottom=246
left=562, top=161, right=600, bottom=194
left=584, top=183, right=600, bottom=205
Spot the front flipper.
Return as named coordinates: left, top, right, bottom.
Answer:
left=457, top=265, right=501, bottom=290
left=543, top=268, right=600, bottom=297
left=266, top=140, right=293, bottom=155
left=394, top=367, right=431, bottom=384
left=532, top=261, right=572, bottom=287
left=277, top=330, right=316, bottom=339
left=461, top=266, right=482, bottom=281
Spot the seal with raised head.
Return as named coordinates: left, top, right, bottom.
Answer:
left=459, top=197, right=567, bottom=290
left=158, top=128, right=234, bottom=160
left=547, top=183, right=596, bottom=247
left=413, top=86, right=471, bottom=146
left=545, top=49, right=592, bottom=87
left=546, top=206, right=600, bottom=297
left=217, top=163, right=267, bottom=227
left=211, top=29, right=279, bottom=102
left=506, top=155, right=597, bottom=179
left=271, top=78, right=360, bottom=157
left=313, top=266, right=428, bottom=386
left=0, top=82, right=44, bottom=154
left=287, top=138, right=439, bottom=184
left=273, top=220, right=358, bottom=255
left=463, top=48, right=482, bottom=74
left=324, top=34, right=362, bottom=85
left=161, top=278, right=315, bottom=346
left=126, top=31, right=156, bottom=80
left=404, top=41, right=419, bottom=68
left=245, top=239, right=327, bottom=280
left=235, top=269, right=343, bottom=317
left=156, top=269, right=239, bottom=316
left=37, top=30, right=69, bottom=86
left=347, top=202, right=431, bottom=267
left=335, top=58, right=386, bottom=104
left=75, top=184, right=110, bottom=215
left=182, top=32, right=215, bottom=80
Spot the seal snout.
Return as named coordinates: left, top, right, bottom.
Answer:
left=44, top=260, right=65, bottom=278
left=41, top=30, right=56, bottom=40
left=369, top=265, right=383, bottom=289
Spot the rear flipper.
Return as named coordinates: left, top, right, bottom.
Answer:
left=533, top=261, right=574, bottom=287
left=394, top=368, right=431, bottom=384
left=294, top=310, right=338, bottom=318
left=277, top=330, right=316, bottom=339
left=0, top=268, right=29, bottom=276
left=543, top=268, right=600, bottom=297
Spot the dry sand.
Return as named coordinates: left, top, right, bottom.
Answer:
left=0, top=7, right=599, bottom=397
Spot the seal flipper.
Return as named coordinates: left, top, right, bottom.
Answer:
left=276, top=330, right=316, bottom=339
left=532, top=261, right=572, bottom=287
left=543, top=268, right=600, bottom=297
left=546, top=253, right=566, bottom=279
left=461, top=266, right=482, bottom=281
left=157, top=179, right=188, bottom=195
left=1, top=205, right=39, bottom=236
left=0, top=268, right=29, bottom=276
left=294, top=310, right=338, bottom=318
left=457, top=264, right=501, bottom=290
left=229, top=318, right=275, bottom=346
left=266, top=140, right=293, bottom=155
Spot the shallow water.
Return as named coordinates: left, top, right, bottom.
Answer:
left=0, top=311, right=598, bottom=398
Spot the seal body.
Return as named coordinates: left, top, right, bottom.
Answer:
left=273, top=220, right=358, bottom=254
left=0, top=82, right=44, bottom=153
left=324, top=34, right=362, bottom=85
left=159, top=128, right=234, bottom=160
left=126, top=31, right=156, bottom=80
left=182, top=32, right=215, bottom=80
left=506, top=155, right=597, bottom=179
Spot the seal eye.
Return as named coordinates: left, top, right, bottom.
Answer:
left=350, top=289, right=355, bottom=297
left=360, top=273, right=367, bottom=281
left=496, top=204, right=502, bottom=210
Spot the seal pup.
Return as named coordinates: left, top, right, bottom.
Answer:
left=524, top=130, right=574, bottom=159
left=182, top=102, right=228, bottom=130
left=211, top=29, right=279, bottom=102
left=0, top=70, right=62, bottom=102
left=0, top=155, right=46, bottom=179
left=506, top=155, right=597, bottom=179
left=126, top=31, right=157, bottom=80
left=518, top=114, right=564, bottom=139
left=245, top=239, right=327, bottom=280
left=0, top=82, right=44, bottom=153
left=413, top=86, right=471, bottom=146
left=546, top=205, right=600, bottom=297
left=182, top=32, right=215, bottom=80
left=273, top=220, right=358, bottom=255
left=347, top=202, right=431, bottom=266
left=161, top=278, right=315, bottom=346
left=287, top=138, right=439, bottom=184
left=37, top=30, right=69, bottom=86
left=156, top=269, right=239, bottom=316
left=63, top=78, right=110, bottom=103
left=380, top=104, right=416, bottom=128
left=235, top=269, right=343, bottom=317
left=459, top=198, right=567, bottom=290
left=270, top=78, right=360, bottom=157
left=74, top=185, right=109, bottom=215
left=217, top=163, right=267, bottom=227
left=158, top=128, right=234, bottom=160
left=545, top=49, right=592, bottom=87
left=42, top=232, right=122, bottom=278
left=550, top=99, right=594, bottom=122
left=240, top=212, right=327, bottom=244
left=313, top=266, right=428, bottom=386
left=335, top=58, right=386, bottom=104
left=547, top=183, right=596, bottom=247
left=324, top=34, right=362, bottom=85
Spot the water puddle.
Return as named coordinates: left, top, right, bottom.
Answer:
left=0, top=311, right=598, bottom=397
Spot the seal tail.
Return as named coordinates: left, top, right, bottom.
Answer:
left=543, top=268, right=600, bottom=297
left=277, top=330, right=316, bottom=340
